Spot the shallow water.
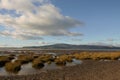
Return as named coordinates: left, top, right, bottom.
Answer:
left=66, top=59, right=82, bottom=66
left=0, top=67, right=8, bottom=75
left=0, top=59, right=82, bottom=76
left=0, top=52, right=82, bottom=75
left=18, top=63, right=39, bottom=75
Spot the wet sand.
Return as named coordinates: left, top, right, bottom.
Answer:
left=0, top=60, right=120, bottom=80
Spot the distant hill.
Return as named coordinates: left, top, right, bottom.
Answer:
left=23, top=43, right=120, bottom=50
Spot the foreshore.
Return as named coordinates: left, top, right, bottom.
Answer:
left=0, top=60, right=120, bottom=80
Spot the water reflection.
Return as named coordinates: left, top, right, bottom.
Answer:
left=43, top=62, right=63, bottom=70
left=0, top=67, right=9, bottom=75
left=18, top=63, right=38, bottom=75
left=66, top=59, right=82, bottom=66
left=0, top=59, right=82, bottom=76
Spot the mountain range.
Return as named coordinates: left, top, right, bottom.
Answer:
left=23, top=44, right=120, bottom=50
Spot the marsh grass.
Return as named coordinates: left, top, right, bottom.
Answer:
left=32, top=54, right=54, bottom=69
left=0, top=56, right=13, bottom=67
left=55, top=55, right=73, bottom=66
left=36, top=54, right=54, bottom=62
left=1, top=51, right=120, bottom=75
left=32, top=59, right=44, bottom=69
left=73, top=51, right=120, bottom=60
left=5, top=62, right=21, bottom=73
left=17, top=55, right=34, bottom=64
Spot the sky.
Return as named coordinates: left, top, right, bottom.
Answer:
left=0, top=0, right=120, bottom=47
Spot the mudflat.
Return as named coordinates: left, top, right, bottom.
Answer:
left=0, top=60, right=120, bottom=80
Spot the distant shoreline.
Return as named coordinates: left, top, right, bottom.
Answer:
left=0, top=48, right=120, bottom=51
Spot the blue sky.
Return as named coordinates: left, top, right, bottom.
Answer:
left=0, top=0, right=120, bottom=47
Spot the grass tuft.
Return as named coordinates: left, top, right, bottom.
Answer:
left=32, top=58, right=44, bottom=69
left=5, top=62, right=21, bottom=73
left=0, top=56, right=12, bottom=67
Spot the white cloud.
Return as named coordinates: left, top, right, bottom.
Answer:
left=0, top=0, right=82, bottom=40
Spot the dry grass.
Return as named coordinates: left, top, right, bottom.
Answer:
left=17, top=54, right=34, bottom=64
left=32, top=54, right=54, bottom=69
left=5, top=62, right=21, bottom=73
left=0, top=56, right=13, bottom=67
left=73, top=51, right=120, bottom=60
left=55, top=54, right=73, bottom=65
left=32, top=58, right=44, bottom=69
left=36, top=54, right=54, bottom=62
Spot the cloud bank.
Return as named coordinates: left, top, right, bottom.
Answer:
left=0, top=0, right=82, bottom=40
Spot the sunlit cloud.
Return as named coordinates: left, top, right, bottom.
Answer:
left=0, top=0, right=82, bottom=40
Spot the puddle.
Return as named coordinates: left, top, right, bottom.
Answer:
left=18, top=63, right=39, bottom=75
left=0, top=67, right=9, bottom=76
left=66, top=59, right=82, bottom=66
left=0, top=59, right=82, bottom=76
